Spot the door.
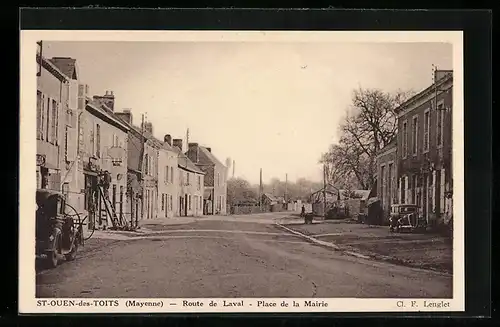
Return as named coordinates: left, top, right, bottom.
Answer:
left=184, top=194, right=188, bottom=216
left=422, top=173, right=428, bottom=222
left=179, top=196, right=183, bottom=216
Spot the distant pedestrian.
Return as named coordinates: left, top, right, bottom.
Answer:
left=301, top=205, right=306, bottom=217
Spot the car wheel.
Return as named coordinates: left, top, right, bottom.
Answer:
left=46, top=236, right=60, bottom=269
left=66, top=242, right=78, bottom=261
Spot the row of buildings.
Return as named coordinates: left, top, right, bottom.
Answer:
left=35, top=43, right=228, bottom=230
left=376, top=69, right=454, bottom=226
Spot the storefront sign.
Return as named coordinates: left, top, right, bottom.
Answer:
left=36, top=154, right=46, bottom=167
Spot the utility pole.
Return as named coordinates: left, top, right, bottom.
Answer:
left=137, top=113, right=145, bottom=229
left=232, top=160, right=235, bottom=178
left=285, top=173, right=288, bottom=204
left=323, top=164, right=327, bottom=218
left=186, top=127, right=189, bottom=151
left=259, top=168, right=263, bottom=211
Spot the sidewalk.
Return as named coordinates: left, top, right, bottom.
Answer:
left=277, top=218, right=453, bottom=274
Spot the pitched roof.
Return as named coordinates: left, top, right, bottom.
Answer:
left=338, top=189, right=371, bottom=201
left=172, top=146, right=204, bottom=174
left=48, top=57, right=78, bottom=80
left=86, top=100, right=129, bottom=132
left=38, top=56, right=68, bottom=82
left=198, top=146, right=225, bottom=167
left=263, top=193, right=279, bottom=202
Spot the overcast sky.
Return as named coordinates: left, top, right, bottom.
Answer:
left=42, top=41, right=452, bottom=184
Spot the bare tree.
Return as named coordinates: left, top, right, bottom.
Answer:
left=322, top=88, right=414, bottom=191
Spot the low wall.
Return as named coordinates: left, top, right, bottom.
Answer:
left=231, top=205, right=270, bottom=215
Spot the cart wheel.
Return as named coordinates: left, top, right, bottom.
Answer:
left=66, top=242, right=78, bottom=261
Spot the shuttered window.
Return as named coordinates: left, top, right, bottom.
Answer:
left=51, top=99, right=58, bottom=145
left=95, top=124, right=101, bottom=158
left=46, top=97, right=51, bottom=141
left=36, top=91, right=43, bottom=139
left=440, top=169, right=445, bottom=213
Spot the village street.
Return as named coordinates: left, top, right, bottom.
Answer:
left=36, top=213, right=452, bottom=299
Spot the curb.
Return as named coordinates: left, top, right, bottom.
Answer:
left=275, top=223, right=452, bottom=276
left=275, top=223, right=340, bottom=251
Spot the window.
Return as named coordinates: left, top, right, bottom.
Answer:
left=169, top=195, right=173, bottom=211
left=217, top=173, right=220, bottom=187
left=440, top=168, right=446, bottom=213
left=40, top=94, right=46, bottom=140
left=96, top=123, right=101, bottom=157
left=200, top=196, right=202, bottom=210
left=424, top=109, right=430, bottom=152
left=402, top=120, right=408, bottom=158
left=388, top=163, right=394, bottom=204
left=412, top=116, right=418, bottom=155
left=188, top=195, right=192, bottom=210
left=197, top=176, right=201, bottom=190
left=51, top=100, right=58, bottom=144
left=144, top=155, right=149, bottom=175
left=401, top=177, right=406, bottom=204
left=437, top=103, right=444, bottom=147
left=166, top=165, right=169, bottom=183
left=380, top=165, right=385, bottom=204
left=46, top=97, right=51, bottom=141
left=412, top=175, right=417, bottom=204
left=187, top=172, right=190, bottom=185
left=170, top=166, right=174, bottom=183
left=36, top=91, right=42, bottom=139
left=161, top=194, right=165, bottom=211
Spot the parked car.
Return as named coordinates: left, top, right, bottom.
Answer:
left=389, top=204, right=427, bottom=233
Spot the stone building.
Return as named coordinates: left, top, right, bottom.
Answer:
left=376, top=137, right=398, bottom=222
left=46, top=56, right=85, bottom=214
left=158, top=135, right=179, bottom=218
left=186, top=143, right=228, bottom=215
left=172, top=139, right=205, bottom=217
left=395, top=70, right=453, bottom=226
left=80, top=91, right=129, bottom=229
left=36, top=49, right=71, bottom=194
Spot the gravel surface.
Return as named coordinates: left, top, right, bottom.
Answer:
left=36, top=217, right=452, bottom=298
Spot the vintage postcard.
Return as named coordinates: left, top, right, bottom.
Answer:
left=19, top=30, right=464, bottom=313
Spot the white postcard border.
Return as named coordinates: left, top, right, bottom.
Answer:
left=19, top=30, right=464, bottom=314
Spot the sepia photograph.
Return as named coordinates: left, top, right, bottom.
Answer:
left=20, top=30, right=464, bottom=313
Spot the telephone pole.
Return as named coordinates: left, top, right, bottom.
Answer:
left=232, top=160, right=235, bottom=178
left=259, top=168, right=263, bottom=211
left=285, top=173, right=288, bottom=204
left=323, top=164, right=327, bottom=218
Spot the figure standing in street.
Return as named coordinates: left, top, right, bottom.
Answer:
left=301, top=204, right=306, bottom=217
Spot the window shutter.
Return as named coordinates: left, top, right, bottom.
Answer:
left=440, top=169, right=446, bottom=213
left=65, top=126, right=76, bottom=162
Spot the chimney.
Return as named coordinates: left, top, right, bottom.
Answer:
left=206, top=147, right=212, bottom=153
left=173, top=139, right=183, bottom=151
left=115, top=109, right=133, bottom=125
left=164, top=134, right=172, bottom=146
left=187, top=143, right=199, bottom=163
left=93, top=90, right=115, bottom=111
left=141, top=121, right=153, bottom=135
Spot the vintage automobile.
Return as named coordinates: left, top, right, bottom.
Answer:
left=36, top=189, right=84, bottom=268
left=389, top=204, right=427, bottom=233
